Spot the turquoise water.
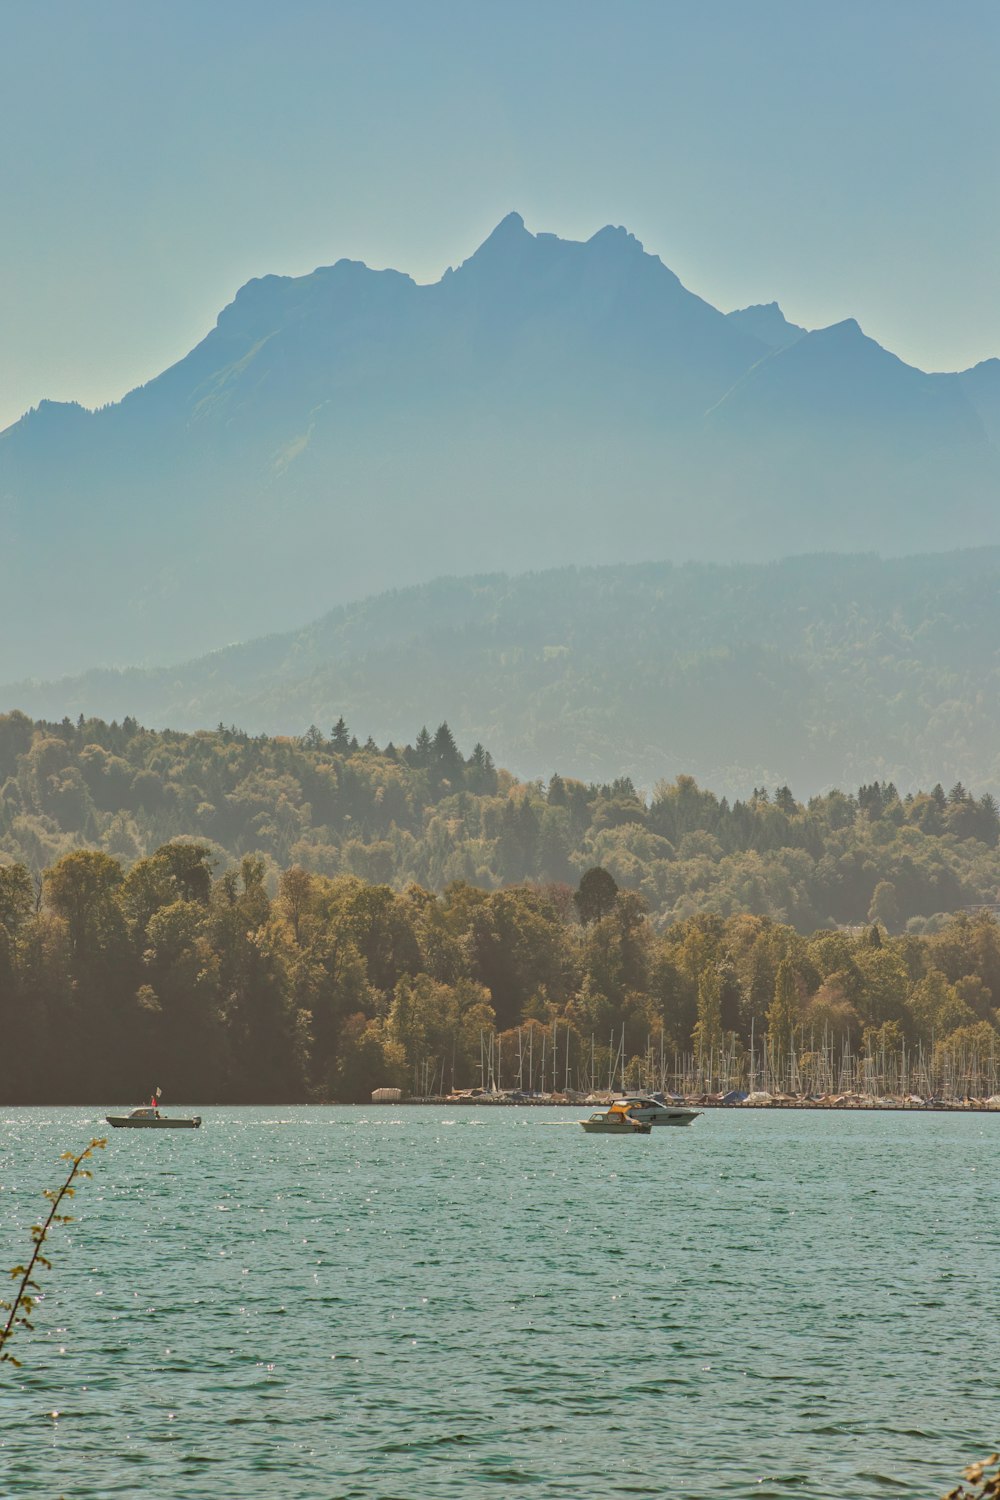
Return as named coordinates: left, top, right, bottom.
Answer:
left=1, top=1107, right=996, bottom=1499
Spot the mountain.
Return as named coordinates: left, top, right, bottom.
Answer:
left=711, top=319, right=983, bottom=445
left=724, top=301, right=804, bottom=349
left=7, top=549, right=1000, bottom=798
left=959, top=358, right=1000, bottom=446
left=705, top=320, right=998, bottom=547
left=1, top=214, right=997, bottom=679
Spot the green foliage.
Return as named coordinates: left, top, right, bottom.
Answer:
left=2, top=713, right=1000, bottom=1101
left=573, top=867, right=619, bottom=925
left=4, top=713, right=1000, bottom=936
left=693, top=965, right=723, bottom=1064
left=1, top=1138, right=105, bottom=1368
left=2, top=828, right=1000, bottom=1100
left=17, top=554, right=1000, bottom=800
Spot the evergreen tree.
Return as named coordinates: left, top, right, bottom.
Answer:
left=468, top=743, right=497, bottom=794
left=412, top=727, right=433, bottom=768
left=432, top=722, right=462, bottom=776
left=331, top=718, right=351, bottom=752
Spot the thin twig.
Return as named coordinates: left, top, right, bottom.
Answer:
left=1, top=1136, right=106, bottom=1367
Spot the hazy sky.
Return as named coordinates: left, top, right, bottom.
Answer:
left=1, top=0, right=997, bottom=431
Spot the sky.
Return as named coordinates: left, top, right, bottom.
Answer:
left=1, top=0, right=998, bottom=432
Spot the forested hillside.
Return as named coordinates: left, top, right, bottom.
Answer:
left=2, top=710, right=999, bottom=933
left=3, top=838, right=999, bottom=1104
left=8, top=550, right=1000, bottom=795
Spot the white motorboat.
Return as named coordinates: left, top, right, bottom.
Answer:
left=613, top=1092, right=700, bottom=1126
left=106, top=1105, right=202, bottom=1129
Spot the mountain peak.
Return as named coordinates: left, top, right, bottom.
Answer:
left=456, top=214, right=657, bottom=284
left=588, top=223, right=644, bottom=253
left=726, top=301, right=805, bottom=350
left=475, top=210, right=530, bottom=250
left=451, top=211, right=536, bottom=280
left=809, top=317, right=870, bottom=347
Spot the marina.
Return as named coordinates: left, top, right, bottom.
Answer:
left=386, top=1020, right=1000, bottom=1112
left=389, top=1089, right=1000, bottom=1111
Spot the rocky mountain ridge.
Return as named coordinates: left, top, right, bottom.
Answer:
left=1, top=213, right=997, bottom=679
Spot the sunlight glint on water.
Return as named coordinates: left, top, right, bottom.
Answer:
left=1, top=1107, right=996, bottom=1499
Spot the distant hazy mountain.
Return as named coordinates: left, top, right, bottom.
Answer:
left=7, top=550, right=1000, bottom=798
left=724, top=301, right=804, bottom=349
left=1, top=213, right=997, bottom=679
left=959, top=358, right=1000, bottom=446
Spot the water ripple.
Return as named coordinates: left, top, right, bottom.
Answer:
left=1, top=1105, right=994, bottom=1497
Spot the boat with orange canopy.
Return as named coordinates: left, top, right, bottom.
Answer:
left=579, top=1101, right=651, bottom=1134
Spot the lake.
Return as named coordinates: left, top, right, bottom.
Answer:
left=1, top=1106, right=996, bottom=1498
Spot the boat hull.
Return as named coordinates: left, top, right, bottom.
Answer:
left=609, top=1097, right=702, bottom=1126
left=106, top=1116, right=202, bottom=1129
left=580, top=1120, right=651, bottom=1134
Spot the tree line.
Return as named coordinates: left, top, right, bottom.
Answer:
left=13, top=552, right=1000, bottom=801
left=2, top=839, right=1000, bottom=1103
left=2, top=711, right=1000, bottom=935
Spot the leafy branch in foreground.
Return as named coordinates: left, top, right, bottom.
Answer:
left=944, top=1455, right=1000, bottom=1499
left=1, top=1137, right=106, bottom=1368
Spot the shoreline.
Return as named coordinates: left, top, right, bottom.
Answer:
left=389, top=1095, right=1000, bottom=1113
